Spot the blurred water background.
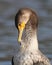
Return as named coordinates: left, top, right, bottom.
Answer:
left=0, top=0, right=52, bottom=65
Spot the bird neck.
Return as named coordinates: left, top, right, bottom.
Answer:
left=20, top=31, right=39, bottom=51
left=28, top=34, right=38, bottom=51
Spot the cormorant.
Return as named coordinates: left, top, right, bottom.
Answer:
left=12, top=8, right=51, bottom=65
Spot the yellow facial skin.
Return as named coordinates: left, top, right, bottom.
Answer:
left=18, top=22, right=25, bottom=42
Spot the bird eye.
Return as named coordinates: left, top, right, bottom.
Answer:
left=18, top=24, right=21, bottom=30
left=18, top=23, right=21, bottom=27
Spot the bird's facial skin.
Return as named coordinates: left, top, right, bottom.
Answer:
left=18, top=21, right=26, bottom=42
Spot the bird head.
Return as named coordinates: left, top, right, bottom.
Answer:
left=15, top=8, right=38, bottom=43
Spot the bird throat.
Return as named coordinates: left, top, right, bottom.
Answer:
left=19, top=32, right=38, bottom=52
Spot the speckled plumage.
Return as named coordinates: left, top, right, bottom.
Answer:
left=12, top=8, right=51, bottom=65
left=12, top=50, right=51, bottom=65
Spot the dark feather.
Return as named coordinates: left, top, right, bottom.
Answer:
left=12, top=56, right=14, bottom=65
left=33, top=61, right=46, bottom=65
